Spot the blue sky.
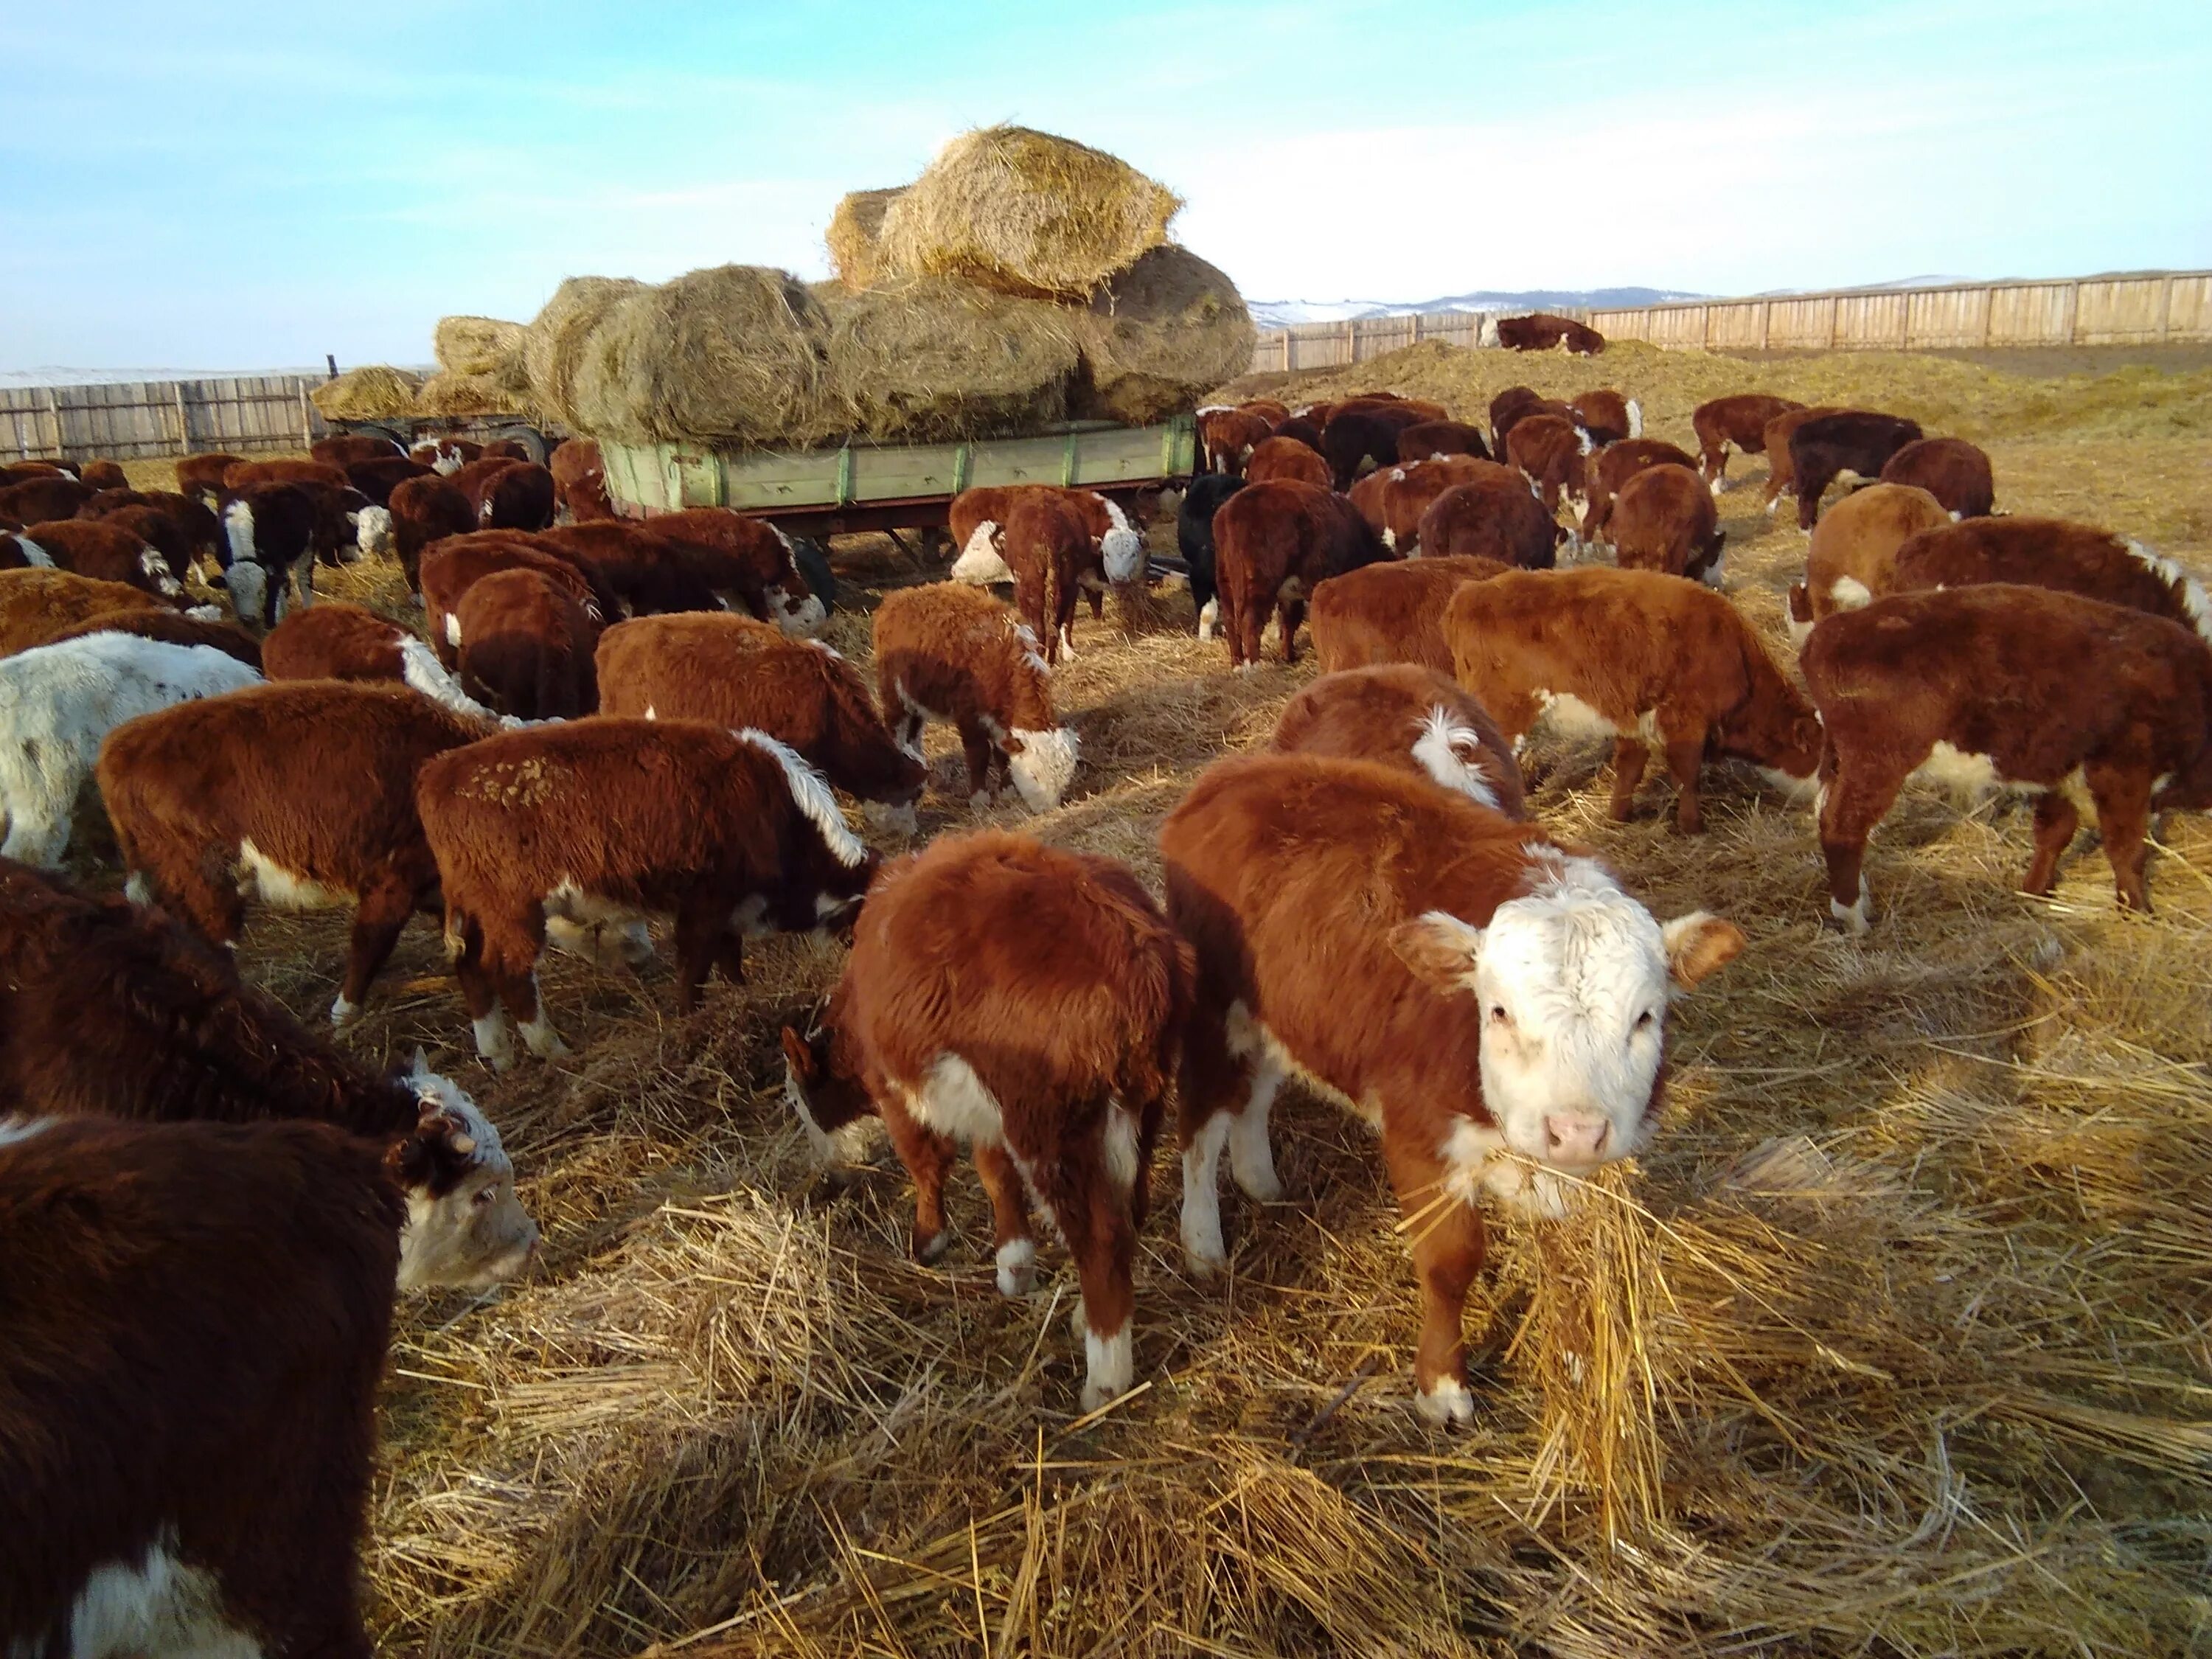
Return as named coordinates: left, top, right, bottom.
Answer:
left=1, top=0, right=2205, bottom=372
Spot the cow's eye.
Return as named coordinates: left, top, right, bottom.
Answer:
left=473, top=1184, right=500, bottom=1206
left=1635, top=1011, right=1656, bottom=1032
left=1489, top=1004, right=1509, bottom=1025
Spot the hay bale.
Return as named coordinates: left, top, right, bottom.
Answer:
left=813, top=276, right=1079, bottom=444
left=878, top=126, right=1181, bottom=301
left=824, top=187, right=903, bottom=291
left=433, top=316, right=526, bottom=378
left=521, top=276, right=649, bottom=429
left=566, top=265, right=835, bottom=449
left=310, top=364, right=420, bottom=421
left=414, top=371, right=525, bottom=420
left=1070, top=246, right=1255, bottom=425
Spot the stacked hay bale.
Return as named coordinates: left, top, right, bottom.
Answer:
left=309, top=364, right=421, bottom=421
left=521, top=126, right=1252, bottom=452
left=416, top=314, right=532, bottom=418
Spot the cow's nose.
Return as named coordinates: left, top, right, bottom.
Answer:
left=1543, top=1113, right=1611, bottom=1165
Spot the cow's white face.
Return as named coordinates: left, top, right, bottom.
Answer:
left=350, top=504, right=394, bottom=560
left=394, top=1057, right=538, bottom=1291
left=1393, top=855, right=1742, bottom=1178
left=1007, top=725, right=1078, bottom=811
left=223, top=558, right=268, bottom=626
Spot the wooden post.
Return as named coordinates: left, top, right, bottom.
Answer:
left=2062, top=280, right=2081, bottom=346
left=1284, top=332, right=1295, bottom=373
left=1344, top=317, right=1356, bottom=366
left=299, top=386, right=313, bottom=450
left=1981, top=285, right=1995, bottom=347
left=1758, top=300, right=1771, bottom=350
left=172, top=381, right=192, bottom=454
left=1700, top=305, right=1712, bottom=349
left=1828, top=296, right=1840, bottom=350
left=1899, top=294, right=1913, bottom=351
left=1411, top=311, right=1425, bottom=345
left=41, top=388, right=63, bottom=461
left=2157, top=274, right=2175, bottom=343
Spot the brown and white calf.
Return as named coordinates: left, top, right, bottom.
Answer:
left=175, top=451, right=246, bottom=502
left=99, top=681, right=495, bottom=1024
left=86, top=504, right=192, bottom=586
left=451, top=459, right=557, bottom=533
left=417, top=718, right=877, bottom=1068
left=1238, top=397, right=1290, bottom=425
left=389, top=472, right=477, bottom=596
left=453, top=566, right=600, bottom=720
left=1273, top=665, right=1526, bottom=813
left=4, top=517, right=184, bottom=600
left=950, top=486, right=1144, bottom=604
left=1415, top=476, right=1561, bottom=569
left=1197, top=406, right=1275, bottom=475
left=1610, top=464, right=1726, bottom=583
left=1, top=1114, right=400, bottom=1659
left=1310, top=554, right=1509, bottom=674
left=261, top=599, right=504, bottom=718
left=1567, top=437, right=1700, bottom=547
left=0, top=858, right=537, bottom=1288
left=549, top=437, right=616, bottom=521
left=1447, top=567, right=1822, bottom=831
left=1395, top=420, right=1492, bottom=463
left=1211, top=479, right=1394, bottom=668
left=1162, top=752, right=1739, bottom=1419
left=0, top=474, right=92, bottom=528
left=872, top=582, right=1079, bottom=812
left=1239, top=435, right=1332, bottom=487
left=0, top=568, right=167, bottom=656
left=218, top=481, right=321, bottom=626
left=1488, top=312, right=1605, bottom=354
left=1691, top=394, right=1802, bottom=492
left=412, top=437, right=482, bottom=473
left=1885, top=516, right=2212, bottom=648
left=344, top=453, right=433, bottom=507
left=961, top=490, right=1104, bottom=664
left=1788, top=410, right=1923, bottom=529
left=310, top=433, right=402, bottom=467
left=598, top=611, right=926, bottom=828
left=780, top=830, right=1192, bottom=1411
left=1504, top=413, right=1593, bottom=515
left=1879, top=436, right=1994, bottom=519
left=1804, top=585, right=2212, bottom=925
left=536, top=521, right=728, bottom=616
left=223, top=458, right=349, bottom=495
left=1347, top=453, right=1497, bottom=552
left=1758, top=405, right=1844, bottom=514
left=648, top=507, right=829, bottom=635
left=1784, top=481, right=1952, bottom=644
left=418, top=532, right=611, bottom=669
left=1569, top=389, right=1642, bottom=446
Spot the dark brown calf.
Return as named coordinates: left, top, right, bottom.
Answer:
left=0, top=475, right=91, bottom=528
left=1569, top=389, right=1641, bottom=445
left=1879, top=436, right=1994, bottom=518
left=224, top=458, right=349, bottom=493
left=1486, top=385, right=1546, bottom=456
left=1804, top=585, right=2212, bottom=924
left=75, top=459, right=128, bottom=493
left=1322, top=408, right=1417, bottom=490
left=536, top=521, right=724, bottom=616
left=216, top=482, right=319, bottom=627
left=549, top=437, right=615, bottom=521
left=1888, top=516, right=2212, bottom=648
left=1447, top=566, right=1821, bottom=831
left=1788, top=410, right=1923, bottom=529
left=1347, top=454, right=1498, bottom=552
left=1759, top=405, right=1844, bottom=514
left=1310, top=554, right=1509, bottom=674
left=312, top=434, right=403, bottom=466
left=780, top=830, right=1192, bottom=1411
left=1504, top=413, right=1591, bottom=512
left=1610, top=464, right=1725, bottom=583
left=1570, top=437, right=1700, bottom=546
left=1240, top=435, right=1331, bottom=487
left=344, top=454, right=432, bottom=507
left=647, top=507, right=826, bottom=634
left=7, top=518, right=182, bottom=600
left=419, top=531, right=611, bottom=669
left=1491, top=313, right=1604, bottom=353
left=470, top=461, right=557, bottom=533
left=1691, top=394, right=1802, bottom=490
left=453, top=566, right=599, bottom=720
left=41, top=608, right=261, bottom=667
left=1273, top=664, right=1526, bottom=813
left=1396, top=420, right=1491, bottom=462
left=1211, top=479, right=1394, bottom=668
left=1416, top=477, right=1560, bottom=569
left=388, top=473, right=476, bottom=595
left=1270, top=414, right=1324, bottom=453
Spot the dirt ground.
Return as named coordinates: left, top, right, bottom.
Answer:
left=115, top=345, right=2212, bottom=1658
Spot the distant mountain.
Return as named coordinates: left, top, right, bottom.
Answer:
left=1246, top=288, right=1710, bottom=330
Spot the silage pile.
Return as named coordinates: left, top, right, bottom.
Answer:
left=523, top=125, right=1252, bottom=451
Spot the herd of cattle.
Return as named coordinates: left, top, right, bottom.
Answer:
left=0, top=360, right=2204, bottom=1656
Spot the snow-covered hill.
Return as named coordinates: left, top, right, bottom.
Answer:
left=1246, top=288, right=1709, bottom=330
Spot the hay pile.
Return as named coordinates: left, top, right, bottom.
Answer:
left=521, top=276, right=648, bottom=431
left=824, top=187, right=903, bottom=291
left=876, top=125, right=1182, bottom=302
left=813, top=276, right=1081, bottom=443
left=309, top=364, right=420, bottom=420
left=431, top=316, right=526, bottom=378
left=1071, top=246, right=1255, bottom=425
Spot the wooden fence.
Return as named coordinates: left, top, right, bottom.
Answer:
left=1249, top=270, right=2212, bottom=374
left=0, top=375, right=335, bottom=462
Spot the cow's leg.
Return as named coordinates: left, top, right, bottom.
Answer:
left=1818, top=748, right=1910, bottom=931
left=672, top=897, right=724, bottom=1013
left=1608, top=737, right=1649, bottom=821
left=880, top=1090, right=959, bottom=1262
left=1237, top=585, right=1273, bottom=672
left=1795, top=464, right=1828, bottom=531
left=2086, top=763, right=2154, bottom=913
left=154, top=838, right=249, bottom=946
left=1277, top=594, right=1307, bottom=666
left=1054, top=566, right=1084, bottom=661
left=2023, top=788, right=2081, bottom=897
left=1032, top=1110, right=1138, bottom=1411
left=333, top=865, right=417, bottom=1026
left=1381, top=1131, right=1486, bottom=1425
left=1658, top=723, right=1709, bottom=833
left=958, top=720, right=995, bottom=810
left=1177, top=989, right=1247, bottom=1277
left=973, top=1141, right=1038, bottom=1295
left=483, top=915, right=561, bottom=1060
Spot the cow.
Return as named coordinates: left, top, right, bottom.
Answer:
left=779, top=830, right=1192, bottom=1412
left=647, top=507, right=830, bottom=636
left=1415, top=477, right=1561, bottom=570
left=453, top=459, right=557, bottom=534
left=344, top=453, right=433, bottom=507
left=1197, top=406, right=1274, bottom=476
left=1568, top=437, right=1702, bottom=547
left=389, top=473, right=477, bottom=597
left=1238, top=398, right=1290, bottom=425
left=311, top=434, right=404, bottom=467
left=1570, top=389, right=1642, bottom=446
left=1784, top=482, right=1952, bottom=644
left=0, top=858, right=535, bottom=1287
left=1240, top=436, right=1331, bottom=487
left=306, top=484, right=395, bottom=570
left=1310, top=555, right=1509, bottom=675
left=419, top=532, right=611, bottom=669
left=549, top=437, right=616, bottom=521
left=218, top=481, right=321, bottom=627
left=1879, top=436, right=1994, bottom=519
left=1270, top=414, right=1325, bottom=454
left=1490, top=313, right=1605, bottom=353
left=452, top=566, right=600, bottom=721
left=0, top=1114, right=401, bottom=1659
left=0, top=474, right=92, bottom=529
left=1885, top=517, right=2212, bottom=649
left=411, top=437, right=482, bottom=474
left=175, top=451, right=246, bottom=503
left=1788, top=410, right=1923, bottom=529
left=38, top=608, right=261, bottom=669
left=951, top=487, right=1144, bottom=589
left=417, top=720, right=877, bottom=1068
left=1610, top=464, right=1727, bottom=584
left=0, top=633, right=263, bottom=866
left=1161, top=752, right=1740, bottom=1419
left=597, top=611, right=926, bottom=830
left=872, top=582, right=1079, bottom=813
left=260, top=600, right=507, bottom=721
left=1395, top=420, right=1491, bottom=463
left=0, top=568, right=168, bottom=657
left=2, top=518, right=183, bottom=600
left=1323, top=408, right=1420, bottom=490
left=0, top=460, right=72, bottom=486
left=1504, top=414, right=1593, bottom=515
left=224, top=458, right=349, bottom=495
left=81, top=493, right=216, bottom=582
left=1758, top=405, right=1844, bottom=515
left=997, top=491, right=1102, bottom=664
left=1804, top=585, right=2212, bottom=925
left=535, top=521, right=726, bottom=617
left=1691, top=394, right=1804, bottom=492
left=1273, top=665, right=1526, bottom=813
left=1447, top=567, right=1822, bottom=832
left=1347, top=455, right=1500, bottom=552
left=1211, top=479, right=1393, bottom=668
left=75, top=459, right=128, bottom=493
left=1486, top=386, right=1548, bottom=457
left=99, top=681, right=495, bottom=1023
left=1176, top=473, right=1245, bottom=641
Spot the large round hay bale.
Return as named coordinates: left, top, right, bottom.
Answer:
left=1070, top=246, right=1255, bottom=425
left=826, top=187, right=904, bottom=291
left=414, top=371, right=524, bottom=419
left=310, top=365, right=421, bottom=421
left=878, top=126, right=1182, bottom=301
left=814, top=277, right=1080, bottom=444
left=434, top=316, right=526, bottom=377
left=521, top=276, right=648, bottom=428
left=566, top=265, right=835, bottom=449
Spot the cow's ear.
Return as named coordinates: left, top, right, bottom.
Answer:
left=1663, top=913, right=1746, bottom=990
left=410, top=1046, right=434, bottom=1079
left=779, top=1025, right=816, bottom=1083
left=1390, top=911, right=1484, bottom=992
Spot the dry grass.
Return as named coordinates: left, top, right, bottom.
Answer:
left=434, top=316, right=527, bottom=379
left=119, top=347, right=2212, bottom=1657
left=825, top=188, right=904, bottom=292
left=1069, top=247, right=1256, bottom=427
left=310, top=364, right=422, bottom=421
left=521, top=277, right=650, bottom=432
left=414, top=370, right=527, bottom=420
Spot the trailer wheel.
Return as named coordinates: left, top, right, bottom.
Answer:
left=343, top=421, right=411, bottom=453
left=485, top=422, right=551, bottom=466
